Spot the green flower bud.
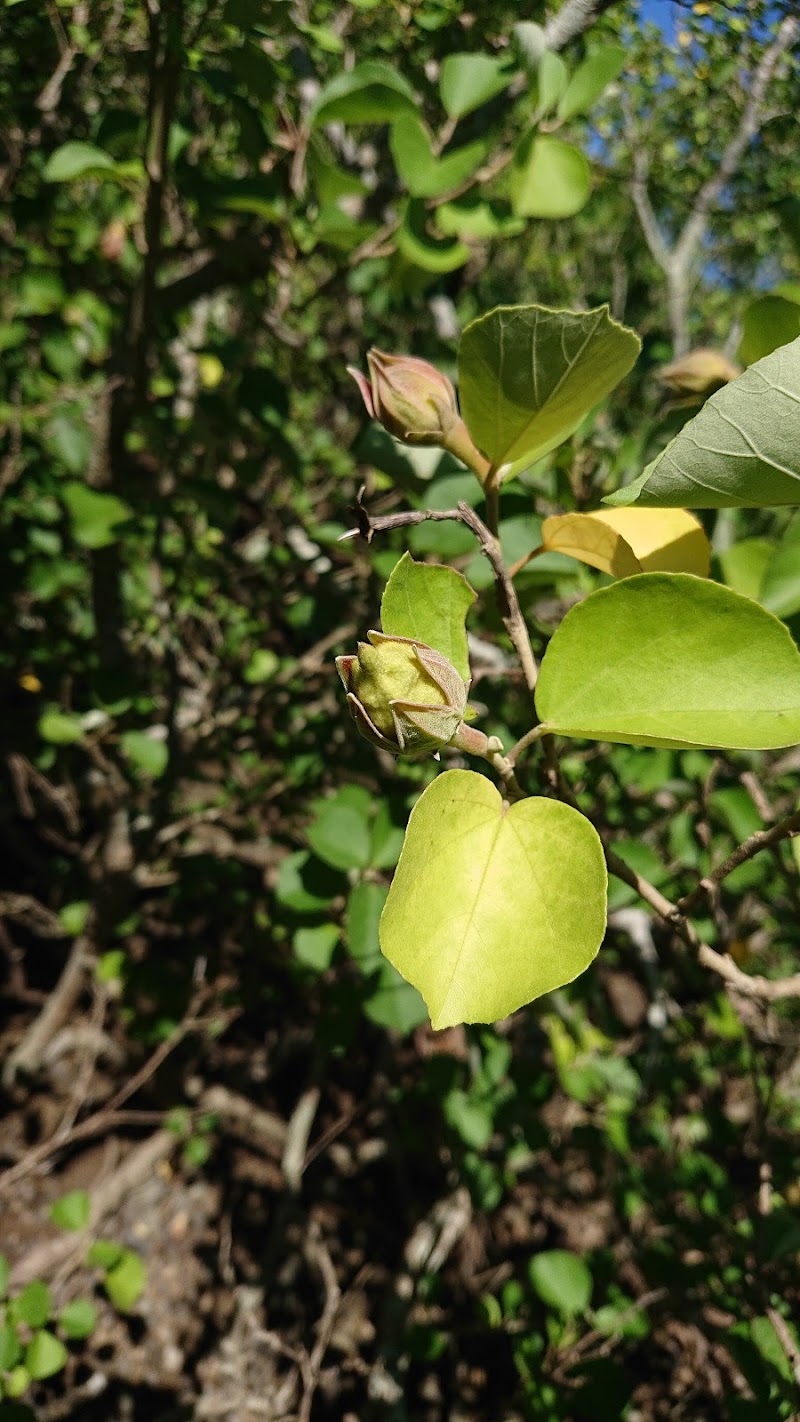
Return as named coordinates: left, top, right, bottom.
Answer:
left=336, top=631, right=470, bottom=759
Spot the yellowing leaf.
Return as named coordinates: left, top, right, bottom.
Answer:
left=541, top=513, right=641, bottom=576
left=380, top=770, right=607, bottom=1029
left=542, top=509, right=710, bottom=579
left=588, top=508, right=710, bottom=575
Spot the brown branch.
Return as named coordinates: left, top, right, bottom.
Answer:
left=677, top=810, right=800, bottom=915
left=2, top=935, right=94, bottom=1088
left=297, top=1224, right=342, bottom=1422
left=130, top=0, right=184, bottom=401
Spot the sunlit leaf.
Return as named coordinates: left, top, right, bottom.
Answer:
left=380, top=770, right=607, bottom=1029
left=542, top=508, right=710, bottom=577
left=536, top=573, right=800, bottom=749
left=43, top=142, right=115, bottom=182
left=510, top=135, right=590, bottom=219
left=310, top=62, right=417, bottom=125
left=458, top=304, right=640, bottom=480
left=557, top=44, right=625, bottom=121
left=607, top=336, right=800, bottom=508
left=380, top=552, right=476, bottom=680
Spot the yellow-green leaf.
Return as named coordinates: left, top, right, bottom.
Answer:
left=380, top=770, right=607, bottom=1029
left=536, top=573, right=800, bottom=749
left=542, top=508, right=710, bottom=577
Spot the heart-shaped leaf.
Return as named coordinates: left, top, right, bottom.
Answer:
left=458, top=304, right=640, bottom=481
left=606, top=336, right=800, bottom=508
left=380, top=553, right=476, bottom=680
left=380, top=770, right=607, bottom=1029
left=509, top=135, right=590, bottom=220
left=535, top=573, right=800, bottom=749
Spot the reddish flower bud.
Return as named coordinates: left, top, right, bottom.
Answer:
left=347, top=349, right=490, bottom=480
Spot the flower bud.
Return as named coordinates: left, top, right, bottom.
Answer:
left=348, top=349, right=490, bottom=480
left=658, top=348, right=740, bottom=398
left=336, top=631, right=470, bottom=759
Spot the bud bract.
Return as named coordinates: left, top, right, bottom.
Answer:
left=336, top=631, right=469, bottom=759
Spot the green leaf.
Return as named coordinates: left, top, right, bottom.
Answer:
left=513, top=22, right=547, bottom=71
left=104, top=1250, right=146, bottom=1312
left=761, top=518, right=800, bottom=619
left=57, top=1299, right=97, bottom=1340
left=557, top=45, right=625, bottom=121
left=444, top=1089, right=494, bottom=1150
left=10, top=1283, right=50, bottom=1330
left=534, top=51, right=568, bottom=116
left=243, top=648, right=279, bottom=683
left=293, top=923, right=339, bottom=971
left=86, top=1240, right=124, bottom=1271
left=0, top=1255, right=9, bottom=1297
left=436, top=196, right=523, bottom=240
left=750, top=1315, right=798, bottom=1381
left=380, top=553, right=476, bottom=680
left=50, top=1190, right=90, bottom=1232
left=606, top=336, right=800, bottom=508
left=310, top=62, right=417, bottom=126
left=439, top=52, right=514, bottom=119
left=719, top=538, right=772, bottom=601
left=380, top=770, right=606, bottom=1029
left=275, top=851, right=341, bottom=913
left=346, top=881, right=386, bottom=970
left=529, top=1250, right=592, bottom=1316
left=458, top=304, right=640, bottom=481
left=345, top=881, right=427, bottom=1031
left=43, top=142, right=115, bottom=182
left=364, top=960, right=428, bottom=1034
left=120, top=730, right=168, bottom=779
left=389, top=116, right=487, bottom=199
left=0, top=1328, right=21, bottom=1372
left=510, top=134, right=590, bottom=220
left=61, top=482, right=131, bottom=549
left=24, top=1331, right=67, bottom=1382
left=396, top=199, right=470, bottom=274
left=38, top=708, right=84, bottom=746
left=739, top=294, right=800, bottom=366
left=307, top=787, right=373, bottom=871
left=535, top=573, right=800, bottom=749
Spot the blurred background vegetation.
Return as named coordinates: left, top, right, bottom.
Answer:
left=1, top=0, right=800, bottom=1418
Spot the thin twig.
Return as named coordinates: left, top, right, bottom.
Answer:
left=341, top=494, right=540, bottom=695
left=678, top=810, right=800, bottom=914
